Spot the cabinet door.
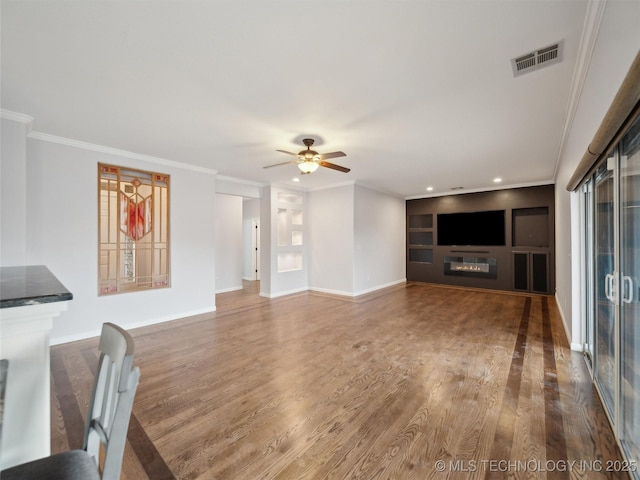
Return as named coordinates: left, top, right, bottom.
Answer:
left=531, top=253, right=549, bottom=293
left=512, top=251, right=549, bottom=294
left=513, top=252, right=529, bottom=291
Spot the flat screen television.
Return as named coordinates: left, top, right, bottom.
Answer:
left=437, top=210, right=506, bottom=246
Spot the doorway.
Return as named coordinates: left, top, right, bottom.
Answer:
left=242, top=197, right=262, bottom=286
left=251, top=218, right=260, bottom=281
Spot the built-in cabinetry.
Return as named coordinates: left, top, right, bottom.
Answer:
left=406, top=185, right=555, bottom=293
left=276, top=192, right=304, bottom=272
left=511, top=206, right=550, bottom=293
left=407, top=214, right=433, bottom=264
left=0, top=266, right=73, bottom=470
left=513, top=251, right=549, bottom=293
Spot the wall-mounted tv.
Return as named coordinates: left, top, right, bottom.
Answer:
left=437, top=210, right=506, bottom=246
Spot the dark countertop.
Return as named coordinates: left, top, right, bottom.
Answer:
left=0, top=265, right=73, bottom=309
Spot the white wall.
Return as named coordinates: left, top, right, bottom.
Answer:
left=259, top=187, right=272, bottom=295
left=307, top=183, right=405, bottom=297
left=308, top=184, right=355, bottom=295
left=3, top=117, right=403, bottom=341
left=1, top=116, right=29, bottom=265
left=353, top=185, right=406, bottom=294
left=214, top=193, right=243, bottom=293
left=554, top=0, right=640, bottom=347
left=19, top=133, right=217, bottom=343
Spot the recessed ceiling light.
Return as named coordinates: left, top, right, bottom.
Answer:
left=493, top=177, right=502, bottom=183
left=426, top=186, right=434, bottom=192
left=292, top=177, right=300, bottom=182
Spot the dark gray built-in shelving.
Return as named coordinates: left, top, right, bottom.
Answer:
left=407, top=213, right=434, bottom=265
left=406, top=185, right=555, bottom=294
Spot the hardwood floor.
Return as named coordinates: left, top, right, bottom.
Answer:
left=49, top=282, right=624, bottom=479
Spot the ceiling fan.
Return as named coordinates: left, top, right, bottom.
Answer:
left=264, top=138, right=349, bottom=174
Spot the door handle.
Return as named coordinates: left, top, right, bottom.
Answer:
left=604, top=273, right=613, bottom=302
left=623, top=275, right=634, bottom=304
left=605, top=273, right=617, bottom=302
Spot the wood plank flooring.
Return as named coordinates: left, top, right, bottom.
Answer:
left=49, top=282, right=624, bottom=479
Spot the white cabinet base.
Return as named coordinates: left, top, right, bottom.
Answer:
left=0, top=301, right=69, bottom=470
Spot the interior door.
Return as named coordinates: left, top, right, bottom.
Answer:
left=620, top=116, right=640, bottom=463
left=594, top=158, right=618, bottom=420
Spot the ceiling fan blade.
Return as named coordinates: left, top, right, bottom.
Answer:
left=276, top=149, right=298, bottom=156
left=320, top=151, right=346, bottom=160
left=263, top=160, right=296, bottom=169
left=319, top=161, right=350, bottom=173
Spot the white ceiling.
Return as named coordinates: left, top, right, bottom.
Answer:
left=1, top=1, right=590, bottom=198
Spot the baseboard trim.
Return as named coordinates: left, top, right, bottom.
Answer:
left=554, top=294, right=578, bottom=351
left=259, top=286, right=309, bottom=299
left=571, top=342, right=584, bottom=352
left=50, top=306, right=217, bottom=345
left=273, top=279, right=408, bottom=299
left=216, top=285, right=244, bottom=294
left=352, top=279, right=407, bottom=297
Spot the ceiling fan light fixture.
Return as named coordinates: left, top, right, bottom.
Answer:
left=298, top=160, right=319, bottom=174
left=299, top=151, right=320, bottom=161
left=267, top=138, right=348, bottom=174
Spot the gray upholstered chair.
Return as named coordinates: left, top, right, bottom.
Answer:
left=1, top=323, right=140, bottom=480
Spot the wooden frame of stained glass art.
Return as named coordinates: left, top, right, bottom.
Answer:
left=98, top=163, right=170, bottom=295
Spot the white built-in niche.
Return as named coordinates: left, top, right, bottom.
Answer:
left=276, top=192, right=304, bottom=272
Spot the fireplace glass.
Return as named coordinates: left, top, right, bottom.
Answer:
left=443, top=256, right=497, bottom=279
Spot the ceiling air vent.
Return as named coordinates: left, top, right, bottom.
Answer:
left=511, top=42, right=562, bottom=77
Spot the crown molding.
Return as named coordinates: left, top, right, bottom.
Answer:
left=1, top=109, right=34, bottom=127
left=354, top=181, right=404, bottom=199
left=216, top=174, right=266, bottom=188
left=405, top=180, right=555, bottom=200
left=27, top=131, right=218, bottom=175
left=299, top=180, right=403, bottom=199
left=553, top=0, right=607, bottom=180
left=269, top=182, right=309, bottom=194
left=307, top=180, right=357, bottom=193
left=266, top=180, right=355, bottom=194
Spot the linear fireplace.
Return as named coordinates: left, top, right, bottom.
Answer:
left=444, top=256, right=497, bottom=279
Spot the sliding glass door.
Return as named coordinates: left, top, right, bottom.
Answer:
left=620, top=117, right=640, bottom=465
left=594, top=159, right=618, bottom=418
left=583, top=114, right=640, bottom=474
left=583, top=181, right=595, bottom=364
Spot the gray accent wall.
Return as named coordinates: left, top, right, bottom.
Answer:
left=407, top=185, right=555, bottom=293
